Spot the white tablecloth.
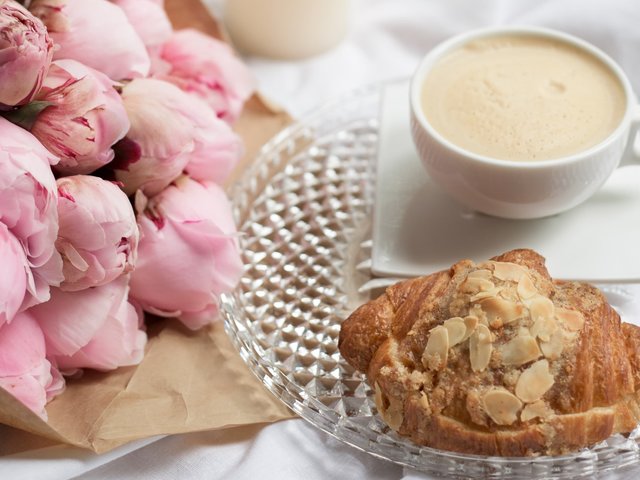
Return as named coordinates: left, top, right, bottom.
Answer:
left=2, top=1, right=640, bottom=478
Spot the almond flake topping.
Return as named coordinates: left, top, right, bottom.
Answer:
left=460, top=276, right=495, bottom=294
left=539, top=329, right=564, bottom=360
left=530, top=315, right=558, bottom=343
left=422, top=325, right=449, bottom=370
left=491, top=261, right=528, bottom=282
left=528, top=296, right=555, bottom=323
left=478, top=297, right=526, bottom=328
left=470, top=287, right=503, bottom=302
left=515, top=359, right=555, bottom=403
left=462, top=315, right=479, bottom=341
left=470, top=324, right=492, bottom=372
left=468, top=269, right=493, bottom=280
left=520, top=400, right=554, bottom=422
left=556, top=307, right=585, bottom=331
left=482, top=388, right=523, bottom=426
left=469, top=304, right=488, bottom=326
left=517, top=274, right=538, bottom=300
left=419, top=392, right=431, bottom=411
left=500, top=331, right=542, bottom=366
left=443, top=317, right=467, bottom=346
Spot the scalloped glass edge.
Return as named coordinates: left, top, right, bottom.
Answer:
left=220, top=81, right=640, bottom=478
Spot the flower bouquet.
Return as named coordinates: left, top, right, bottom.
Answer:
left=0, top=0, right=257, bottom=426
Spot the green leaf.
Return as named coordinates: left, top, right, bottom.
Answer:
left=2, top=101, right=54, bottom=130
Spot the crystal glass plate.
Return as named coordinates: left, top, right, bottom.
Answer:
left=220, top=83, right=640, bottom=478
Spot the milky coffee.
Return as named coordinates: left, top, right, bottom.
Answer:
left=421, top=35, right=626, bottom=162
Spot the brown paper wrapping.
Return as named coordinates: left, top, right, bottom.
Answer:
left=0, top=0, right=295, bottom=454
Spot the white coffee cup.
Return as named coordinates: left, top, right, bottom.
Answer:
left=410, top=26, right=640, bottom=219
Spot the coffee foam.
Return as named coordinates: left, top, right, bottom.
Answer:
left=421, top=35, right=626, bottom=161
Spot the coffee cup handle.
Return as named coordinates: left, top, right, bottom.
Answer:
left=619, top=104, right=640, bottom=167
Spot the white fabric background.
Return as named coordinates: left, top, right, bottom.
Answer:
left=1, top=0, right=640, bottom=478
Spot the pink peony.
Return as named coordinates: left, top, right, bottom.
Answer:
left=30, top=276, right=147, bottom=372
left=111, top=0, right=172, bottom=53
left=0, top=223, right=28, bottom=327
left=30, top=59, right=130, bottom=175
left=184, top=113, right=243, bottom=185
left=0, top=117, right=63, bottom=309
left=0, top=311, right=65, bottom=420
left=30, top=0, right=150, bottom=80
left=157, top=29, right=255, bottom=123
left=56, top=175, right=138, bottom=291
left=129, top=177, right=243, bottom=330
left=114, top=78, right=243, bottom=195
left=0, top=0, right=53, bottom=108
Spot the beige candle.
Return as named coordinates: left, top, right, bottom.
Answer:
left=223, top=0, right=352, bottom=59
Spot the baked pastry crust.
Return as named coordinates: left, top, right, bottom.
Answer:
left=338, top=249, right=640, bottom=456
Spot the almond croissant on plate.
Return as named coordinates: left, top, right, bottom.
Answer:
left=338, top=249, right=640, bottom=456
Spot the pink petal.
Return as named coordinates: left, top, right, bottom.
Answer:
left=30, top=276, right=128, bottom=356
left=0, top=312, right=46, bottom=376
left=56, top=300, right=146, bottom=371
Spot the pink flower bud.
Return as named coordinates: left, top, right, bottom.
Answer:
left=30, top=60, right=130, bottom=175
left=184, top=111, right=244, bottom=186
left=56, top=175, right=138, bottom=291
left=30, top=0, right=150, bottom=80
left=129, top=177, right=242, bottom=330
left=0, top=1, right=53, bottom=108
left=0, top=117, right=63, bottom=309
left=30, top=276, right=147, bottom=372
left=156, top=29, right=255, bottom=123
left=0, top=311, right=65, bottom=420
left=31, top=60, right=129, bottom=175
left=115, top=78, right=243, bottom=195
left=111, top=0, right=172, bottom=53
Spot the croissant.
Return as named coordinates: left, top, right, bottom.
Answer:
left=338, top=249, right=640, bottom=456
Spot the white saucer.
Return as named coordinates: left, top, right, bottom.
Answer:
left=371, top=81, right=640, bottom=283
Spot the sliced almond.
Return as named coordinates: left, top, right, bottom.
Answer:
left=469, top=304, right=488, bottom=326
left=462, top=315, right=479, bottom=341
left=422, top=326, right=449, bottom=370
left=468, top=269, right=493, bottom=280
left=479, top=297, right=526, bottom=328
left=528, top=296, right=555, bottom=324
left=443, top=317, right=467, bottom=346
left=470, top=324, right=492, bottom=372
left=460, top=276, right=495, bottom=294
left=517, top=274, right=538, bottom=300
left=539, top=328, right=564, bottom=360
left=556, top=308, right=585, bottom=331
left=491, top=261, right=528, bottom=282
left=530, top=315, right=558, bottom=343
left=520, top=400, right=554, bottom=422
left=470, top=286, right=503, bottom=302
left=482, top=388, right=523, bottom=425
left=500, top=332, right=542, bottom=366
left=418, top=392, right=431, bottom=412
left=466, top=389, right=489, bottom=427
left=515, top=360, right=555, bottom=403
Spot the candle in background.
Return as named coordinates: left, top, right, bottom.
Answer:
left=223, top=0, right=353, bottom=60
